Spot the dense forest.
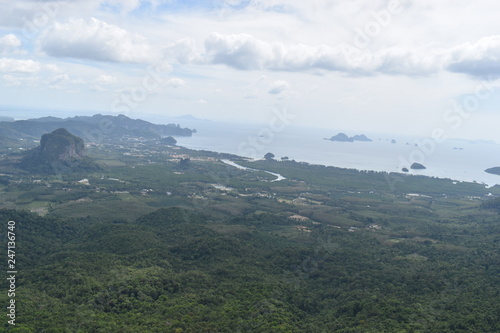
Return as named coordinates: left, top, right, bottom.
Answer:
left=1, top=200, right=499, bottom=331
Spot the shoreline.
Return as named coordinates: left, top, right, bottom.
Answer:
left=180, top=145, right=500, bottom=190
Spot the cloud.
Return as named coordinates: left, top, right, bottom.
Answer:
left=446, top=35, right=500, bottom=78
left=47, top=73, right=69, bottom=84
left=204, top=32, right=295, bottom=70
left=0, top=58, right=41, bottom=73
left=39, top=18, right=161, bottom=63
left=0, top=34, right=23, bottom=55
left=166, top=77, right=186, bottom=87
left=46, top=73, right=70, bottom=88
left=268, top=80, right=290, bottom=94
left=101, top=0, right=143, bottom=14
left=95, top=74, right=117, bottom=84
left=373, top=47, right=442, bottom=76
left=165, top=38, right=200, bottom=64
left=0, top=4, right=40, bottom=28
left=2, top=74, right=38, bottom=87
left=201, top=32, right=438, bottom=76
left=44, top=63, right=60, bottom=72
left=201, top=32, right=500, bottom=79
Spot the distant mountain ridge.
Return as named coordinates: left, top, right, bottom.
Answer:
left=0, top=114, right=195, bottom=142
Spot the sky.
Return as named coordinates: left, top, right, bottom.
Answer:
left=1, top=0, right=500, bottom=140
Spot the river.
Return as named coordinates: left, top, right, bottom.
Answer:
left=221, top=159, right=286, bottom=182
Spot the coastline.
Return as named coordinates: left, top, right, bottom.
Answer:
left=179, top=144, right=500, bottom=190
left=173, top=122, right=500, bottom=188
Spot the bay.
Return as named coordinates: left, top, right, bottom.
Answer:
left=173, top=120, right=500, bottom=187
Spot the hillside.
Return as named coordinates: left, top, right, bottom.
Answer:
left=1, top=194, right=499, bottom=332
left=0, top=133, right=18, bottom=148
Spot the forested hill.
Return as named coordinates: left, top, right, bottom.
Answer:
left=0, top=114, right=195, bottom=141
left=1, top=203, right=499, bottom=332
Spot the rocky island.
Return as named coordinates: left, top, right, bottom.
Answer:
left=485, top=167, right=500, bottom=175
left=325, top=133, right=372, bottom=142
left=410, top=162, right=426, bottom=170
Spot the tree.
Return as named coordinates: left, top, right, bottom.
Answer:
left=179, top=158, right=190, bottom=169
left=264, top=153, right=275, bottom=161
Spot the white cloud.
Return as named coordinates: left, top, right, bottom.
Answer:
left=198, top=32, right=500, bottom=79
left=200, top=32, right=441, bottom=76
left=95, top=74, right=117, bottom=84
left=446, top=35, right=500, bottom=78
left=3, top=74, right=38, bottom=87
left=0, top=34, right=23, bottom=55
left=39, top=18, right=161, bottom=63
left=0, top=58, right=41, bottom=73
left=165, top=38, right=200, bottom=64
left=268, top=80, right=290, bottom=94
left=166, top=77, right=186, bottom=87
left=374, top=47, right=443, bottom=76
left=44, top=63, right=60, bottom=72
left=204, top=33, right=294, bottom=70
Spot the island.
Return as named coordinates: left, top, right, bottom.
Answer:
left=325, top=132, right=372, bottom=142
left=485, top=167, right=500, bottom=175
left=410, top=162, right=426, bottom=170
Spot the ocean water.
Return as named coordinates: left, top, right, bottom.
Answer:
left=173, top=120, right=500, bottom=187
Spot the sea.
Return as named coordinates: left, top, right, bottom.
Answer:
left=172, top=120, right=500, bottom=187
